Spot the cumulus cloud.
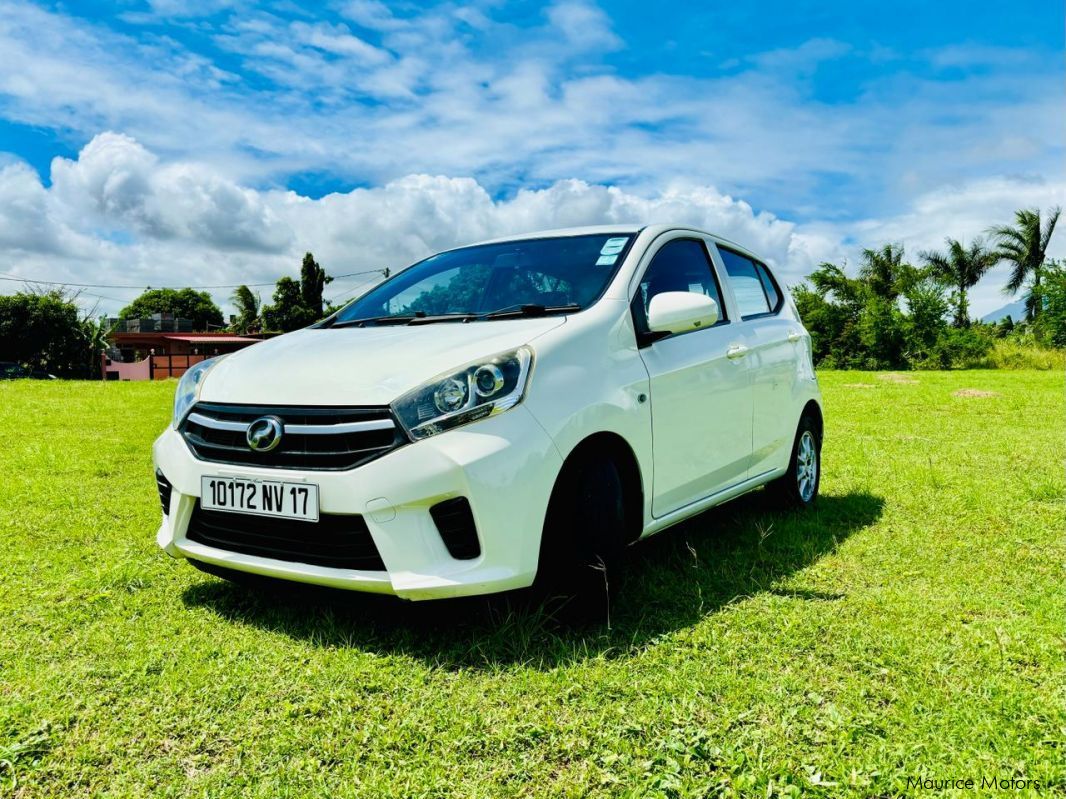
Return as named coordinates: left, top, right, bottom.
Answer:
left=0, top=133, right=1058, bottom=318
left=50, top=133, right=291, bottom=252
left=1, top=133, right=842, bottom=313
left=0, top=0, right=1058, bottom=217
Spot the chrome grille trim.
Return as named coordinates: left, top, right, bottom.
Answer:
left=180, top=403, right=406, bottom=471
left=186, top=411, right=396, bottom=436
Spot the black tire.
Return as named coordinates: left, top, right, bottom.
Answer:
left=767, top=414, right=822, bottom=509
left=534, top=451, right=628, bottom=615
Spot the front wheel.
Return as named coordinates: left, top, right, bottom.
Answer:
left=767, top=414, right=821, bottom=508
left=534, top=452, right=627, bottom=615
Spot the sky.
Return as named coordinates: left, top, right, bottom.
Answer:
left=0, top=0, right=1062, bottom=317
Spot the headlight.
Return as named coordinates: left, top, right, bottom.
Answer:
left=172, top=356, right=224, bottom=428
left=392, top=347, right=533, bottom=440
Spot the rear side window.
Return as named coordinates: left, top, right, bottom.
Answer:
left=756, top=263, right=781, bottom=311
left=719, top=248, right=780, bottom=318
left=632, top=239, right=728, bottom=336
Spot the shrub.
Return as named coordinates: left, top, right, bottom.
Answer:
left=967, top=339, right=1066, bottom=370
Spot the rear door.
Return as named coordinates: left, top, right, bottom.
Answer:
left=713, top=246, right=797, bottom=477
left=633, top=236, right=754, bottom=517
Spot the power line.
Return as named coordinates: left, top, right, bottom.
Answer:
left=0, top=268, right=387, bottom=291
left=327, top=278, right=382, bottom=306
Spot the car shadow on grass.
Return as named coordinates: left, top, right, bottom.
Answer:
left=181, top=490, right=883, bottom=670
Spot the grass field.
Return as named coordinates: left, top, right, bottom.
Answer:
left=1, top=371, right=1063, bottom=797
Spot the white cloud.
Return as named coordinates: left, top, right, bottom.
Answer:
left=49, top=133, right=291, bottom=252
left=0, top=1, right=1058, bottom=219
left=0, top=133, right=1057, bottom=317
left=545, top=1, right=623, bottom=52
left=0, top=134, right=842, bottom=315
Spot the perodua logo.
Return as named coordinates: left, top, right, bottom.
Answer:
left=246, top=416, right=283, bottom=452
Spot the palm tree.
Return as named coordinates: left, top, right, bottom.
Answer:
left=808, top=262, right=864, bottom=306
left=858, top=243, right=912, bottom=302
left=230, top=285, right=261, bottom=333
left=920, top=238, right=998, bottom=327
left=989, top=207, right=1061, bottom=320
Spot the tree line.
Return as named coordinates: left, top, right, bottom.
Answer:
left=793, top=206, right=1061, bottom=369
left=0, top=207, right=1060, bottom=377
left=116, top=252, right=336, bottom=335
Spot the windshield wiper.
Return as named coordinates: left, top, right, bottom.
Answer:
left=331, top=313, right=425, bottom=328
left=406, top=313, right=477, bottom=325
left=477, top=303, right=581, bottom=320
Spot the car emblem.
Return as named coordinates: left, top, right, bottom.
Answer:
left=246, top=416, right=283, bottom=452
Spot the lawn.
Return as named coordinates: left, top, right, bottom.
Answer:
left=1, top=371, right=1063, bottom=797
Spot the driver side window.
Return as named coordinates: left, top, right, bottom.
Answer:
left=632, top=238, right=728, bottom=337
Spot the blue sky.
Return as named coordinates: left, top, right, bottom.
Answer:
left=0, top=0, right=1061, bottom=315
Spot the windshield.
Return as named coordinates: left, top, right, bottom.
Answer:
left=333, top=233, right=633, bottom=324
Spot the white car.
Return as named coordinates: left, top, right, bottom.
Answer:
left=153, top=225, right=822, bottom=601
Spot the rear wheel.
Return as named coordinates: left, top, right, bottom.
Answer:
left=767, top=414, right=821, bottom=508
left=535, top=451, right=627, bottom=616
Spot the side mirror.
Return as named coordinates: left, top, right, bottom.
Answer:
left=647, top=291, right=719, bottom=335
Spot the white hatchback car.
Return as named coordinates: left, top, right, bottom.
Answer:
left=154, top=225, right=822, bottom=601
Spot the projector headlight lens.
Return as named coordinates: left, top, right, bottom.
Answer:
left=392, top=347, right=533, bottom=440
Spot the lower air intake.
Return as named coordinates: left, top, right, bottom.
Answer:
left=185, top=502, right=386, bottom=571
left=430, top=497, right=481, bottom=560
left=156, top=470, right=173, bottom=516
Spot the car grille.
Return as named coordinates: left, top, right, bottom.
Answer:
left=180, top=402, right=407, bottom=470
left=185, top=502, right=386, bottom=571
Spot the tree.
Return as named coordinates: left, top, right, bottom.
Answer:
left=261, top=277, right=313, bottom=332
left=230, top=285, right=261, bottom=333
left=990, top=206, right=1061, bottom=321
left=0, top=290, right=101, bottom=377
left=119, top=288, right=224, bottom=331
left=795, top=254, right=953, bottom=370
left=858, top=244, right=914, bottom=302
left=260, top=253, right=335, bottom=332
left=920, top=237, right=998, bottom=327
left=299, top=252, right=332, bottom=319
left=1036, top=260, right=1066, bottom=347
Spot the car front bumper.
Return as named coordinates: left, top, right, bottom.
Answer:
left=153, top=406, right=562, bottom=600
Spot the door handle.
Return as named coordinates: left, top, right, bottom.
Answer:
left=726, top=344, right=749, bottom=360
left=787, top=330, right=803, bottom=343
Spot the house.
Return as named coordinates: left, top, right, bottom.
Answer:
left=102, top=315, right=268, bottom=380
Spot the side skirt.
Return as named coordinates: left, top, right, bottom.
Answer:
left=637, top=467, right=786, bottom=541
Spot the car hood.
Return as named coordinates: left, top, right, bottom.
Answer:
left=199, top=317, right=565, bottom=406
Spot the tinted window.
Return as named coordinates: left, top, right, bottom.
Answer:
left=756, top=263, right=781, bottom=311
left=336, top=234, right=632, bottom=323
left=633, top=239, right=727, bottom=335
left=719, top=248, right=771, bottom=318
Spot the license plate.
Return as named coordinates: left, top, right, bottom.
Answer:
left=200, top=476, right=319, bottom=522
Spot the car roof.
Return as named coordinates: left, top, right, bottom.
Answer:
left=465, top=224, right=761, bottom=262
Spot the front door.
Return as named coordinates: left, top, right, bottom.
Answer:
left=633, top=237, right=754, bottom=517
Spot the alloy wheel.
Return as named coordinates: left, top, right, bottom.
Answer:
left=796, top=430, right=818, bottom=502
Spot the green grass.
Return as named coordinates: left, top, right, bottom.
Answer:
left=1, top=371, right=1063, bottom=797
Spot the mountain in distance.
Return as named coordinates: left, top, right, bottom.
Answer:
left=981, top=299, right=1027, bottom=324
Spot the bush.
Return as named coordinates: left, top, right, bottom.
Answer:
left=926, top=326, right=994, bottom=369
left=965, top=339, right=1066, bottom=370
left=0, top=291, right=101, bottom=377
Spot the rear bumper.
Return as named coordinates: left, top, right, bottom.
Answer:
left=153, top=406, right=562, bottom=600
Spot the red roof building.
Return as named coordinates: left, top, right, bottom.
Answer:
left=104, top=330, right=268, bottom=381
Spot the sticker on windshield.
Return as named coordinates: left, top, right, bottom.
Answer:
left=596, top=254, right=617, bottom=266
left=600, top=237, right=628, bottom=256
